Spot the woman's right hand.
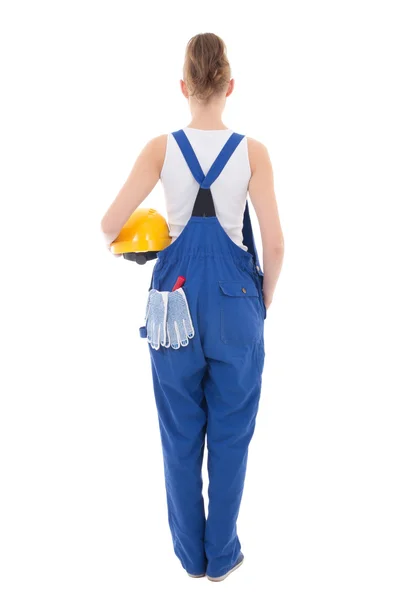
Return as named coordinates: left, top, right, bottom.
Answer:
left=263, top=288, right=273, bottom=310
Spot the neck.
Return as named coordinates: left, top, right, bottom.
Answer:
left=187, top=98, right=227, bottom=130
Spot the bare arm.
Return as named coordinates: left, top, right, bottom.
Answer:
left=100, top=134, right=167, bottom=247
left=247, top=137, right=284, bottom=309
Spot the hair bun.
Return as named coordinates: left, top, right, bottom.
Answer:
left=183, top=33, right=231, bottom=102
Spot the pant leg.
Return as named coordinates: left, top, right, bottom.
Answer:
left=149, top=339, right=208, bottom=575
left=203, top=339, right=264, bottom=578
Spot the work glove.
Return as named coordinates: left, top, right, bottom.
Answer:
left=145, top=289, right=168, bottom=350
left=165, top=288, right=195, bottom=349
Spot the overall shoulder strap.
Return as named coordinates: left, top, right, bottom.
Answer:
left=171, top=129, right=205, bottom=185
left=201, top=132, right=245, bottom=189
left=171, top=129, right=245, bottom=188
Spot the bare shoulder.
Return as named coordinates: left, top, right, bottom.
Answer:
left=246, top=136, right=272, bottom=175
left=143, top=134, right=168, bottom=156
left=146, top=133, right=168, bottom=151
left=138, top=134, right=168, bottom=172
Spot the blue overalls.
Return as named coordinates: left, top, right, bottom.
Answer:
left=145, top=130, right=266, bottom=578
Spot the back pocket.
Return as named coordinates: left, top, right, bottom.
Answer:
left=219, top=280, right=263, bottom=345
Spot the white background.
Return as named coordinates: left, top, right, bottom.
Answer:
left=1, top=1, right=399, bottom=598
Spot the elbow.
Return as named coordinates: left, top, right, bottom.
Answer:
left=266, top=239, right=285, bottom=260
left=100, top=216, right=119, bottom=246
left=100, top=215, right=112, bottom=235
left=100, top=213, right=117, bottom=237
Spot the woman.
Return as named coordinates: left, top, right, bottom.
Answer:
left=101, top=32, right=284, bottom=582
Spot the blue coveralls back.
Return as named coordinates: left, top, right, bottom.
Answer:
left=147, top=129, right=266, bottom=579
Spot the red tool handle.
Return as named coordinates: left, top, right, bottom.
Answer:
left=172, top=276, right=186, bottom=291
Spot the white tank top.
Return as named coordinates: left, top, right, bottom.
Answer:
left=160, top=127, right=251, bottom=251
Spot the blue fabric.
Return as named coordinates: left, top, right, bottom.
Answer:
left=145, top=133, right=266, bottom=579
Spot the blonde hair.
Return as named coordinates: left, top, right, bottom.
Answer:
left=183, top=33, right=231, bottom=102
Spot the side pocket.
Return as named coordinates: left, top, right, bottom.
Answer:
left=219, top=280, right=263, bottom=345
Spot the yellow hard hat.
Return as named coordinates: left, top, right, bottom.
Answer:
left=110, top=208, right=171, bottom=264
